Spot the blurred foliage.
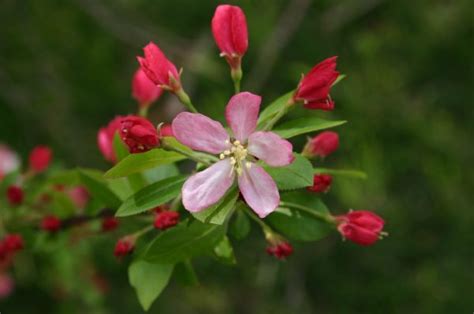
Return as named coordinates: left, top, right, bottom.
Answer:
left=0, top=0, right=472, bottom=313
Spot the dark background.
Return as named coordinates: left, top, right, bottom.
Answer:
left=0, top=0, right=472, bottom=313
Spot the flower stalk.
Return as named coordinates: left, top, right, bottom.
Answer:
left=279, top=201, right=337, bottom=225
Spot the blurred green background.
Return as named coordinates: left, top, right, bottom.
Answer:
left=0, top=0, right=472, bottom=313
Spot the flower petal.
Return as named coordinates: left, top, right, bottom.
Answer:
left=238, top=163, right=279, bottom=218
left=225, top=92, right=261, bottom=142
left=182, top=159, right=235, bottom=212
left=247, top=131, right=294, bottom=167
left=172, top=112, right=230, bottom=154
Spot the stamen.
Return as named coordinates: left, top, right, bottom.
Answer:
left=223, top=150, right=231, bottom=155
left=219, top=153, right=225, bottom=160
left=246, top=162, right=252, bottom=169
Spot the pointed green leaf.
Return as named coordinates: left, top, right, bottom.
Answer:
left=257, top=90, right=294, bottom=127
left=116, top=175, right=186, bottom=217
left=174, top=260, right=199, bottom=286
left=273, top=117, right=346, bottom=139
left=104, top=149, right=186, bottom=179
left=213, top=236, right=236, bottom=265
left=192, top=187, right=238, bottom=225
left=78, top=169, right=121, bottom=208
left=267, top=191, right=334, bottom=241
left=229, top=204, right=251, bottom=240
left=143, top=220, right=226, bottom=264
left=263, top=154, right=313, bottom=190
left=128, top=260, right=174, bottom=311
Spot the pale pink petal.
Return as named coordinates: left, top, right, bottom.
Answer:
left=172, top=112, right=230, bottom=154
left=247, top=131, right=294, bottom=167
left=182, top=159, right=235, bottom=212
left=225, top=92, right=261, bottom=142
left=238, top=163, right=279, bottom=218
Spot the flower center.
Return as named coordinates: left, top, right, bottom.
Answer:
left=219, top=140, right=251, bottom=175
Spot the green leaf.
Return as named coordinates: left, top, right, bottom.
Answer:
left=263, top=154, right=313, bottom=190
left=116, top=175, right=186, bottom=217
left=78, top=169, right=121, bottom=208
left=47, top=170, right=80, bottom=186
left=128, top=260, right=174, bottom=311
left=257, top=90, right=294, bottom=127
left=192, top=187, right=238, bottom=225
left=113, top=133, right=129, bottom=162
left=143, top=220, right=226, bottom=264
left=267, top=191, right=334, bottom=241
left=174, top=260, right=199, bottom=286
left=314, top=167, right=368, bottom=179
left=104, top=149, right=186, bottom=179
left=144, top=164, right=180, bottom=183
left=213, top=236, right=236, bottom=265
left=229, top=203, right=251, bottom=240
left=273, top=117, right=346, bottom=139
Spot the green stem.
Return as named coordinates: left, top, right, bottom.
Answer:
left=231, top=66, right=242, bottom=94
left=175, top=89, right=198, bottom=113
left=279, top=201, right=337, bottom=225
left=262, top=99, right=295, bottom=131
left=242, top=206, right=272, bottom=236
left=313, top=168, right=368, bottom=180
left=161, top=141, right=211, bottom=166
left=138, top=105, right=149, bottom=117
left=132, top=225, right=154, bottom=239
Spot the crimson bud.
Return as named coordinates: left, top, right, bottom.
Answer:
left=132, top=68, right=163, bottom=108
left=29, top=146, right=52, bottom=173
left=101, top=217, right=119, bottom=232
left=302, top=131, right=339, bottom=158
left=3, top=234, right=24, bottom=253
left=6, top=185, right=23, bottom=206
left=154, top=210, right=179, bottom=230
left=119, top=116, right=159, bottom=153
left=337, top=210, right=386, bottom=246
left=41, top=215, right=62, bottom=232
left=114, top=238, right=134, bottom=258
left=307, top=174, right=332, bottom=193
left=266, top=241, right=293, bottom=260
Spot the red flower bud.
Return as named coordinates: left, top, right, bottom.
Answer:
left=97, top=116, right=124, bottom=163
left=29, top=145, right=52, bottom=173
left=101, top=217, right=119, bottom=232
left=0, top=144, right=20, bottom=180
left=211, top=5, right=248, bottom=68
left=154, top=211, right=179, bottom=230
left=3, top=234, right=23, bottom=253
left=266, top=241, right=293, bottom=260
left=294, top=56, right=339, bottom=110
left=132, top=68, right=163, bottom=107
left=114, top=238, right=134, bottom=258
left=303, top=131, right=339, bottom=158
left=119, top=116, right=159, bottom=153
left=41, top=215, right=62, bottom=232
left=337, top=210, right=386, bottom=246
left=307, top=174, right=332, bottom=193
left=159, top=124, right=174, bottom=138
left=6, top=185, right=23, bottom=206
left=137, top=42, right=181, bottom=92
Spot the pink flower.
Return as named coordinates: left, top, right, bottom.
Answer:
left=302, top=131, right=339, bottom=158
left=119, top=116, right=159, bottom=153
left=6, top=185, right=23, bottom=206
left=137, top=42, right=181, bottom=92
left=0, top=144, right=20, bottom=180
left=211, top=5, right=248, bottom=68
left=29, top=146, right=52, bottom=173
left=294, top=57, right=339, bottom=110
left=307, top=174, right=332, bottom=193
left=132, top=68, right=163, bottom=107
left=337, top=210, right=386, bottom=246
left=172, top=92, right=294, bottom=218
left=97, top=116, right=123, bottom=163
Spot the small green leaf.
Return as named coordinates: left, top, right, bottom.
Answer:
left=104, top=149, right=186, bottom=179
left=314, top=167, right=368, bottom=179
left=263, top=154, right=313, bottom=190
left=113, top=133, right=129, bottom=162
left=143, top=220, right=226, bottom=264
left=267, top=191, right=334, bottom=241
left=192, top=187, right=238, bottom=225
left=128, top=260, right=174, bottom=311
left=48, top=170, right=80, bottom=186
left=273, top=117, right=346, bottom=139
left=116, top=175, right=186, bottom=217
left=332, top=74, right=346, bottom=86
left=78, top=169, right=121, bottom=208
left=144, top=164, right=180, bottom=183
left=257, top=91, right=294, bottom=127
left=213, top=236, right=236, bottom=265
left=229, top=203, right=251, bottom=240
